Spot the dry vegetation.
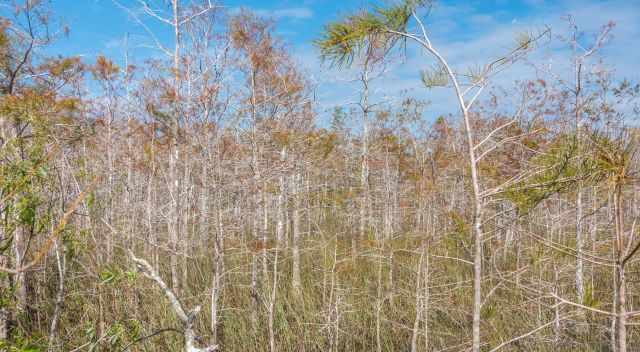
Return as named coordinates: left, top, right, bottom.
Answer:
left=0, top=1, right=638, bottom=351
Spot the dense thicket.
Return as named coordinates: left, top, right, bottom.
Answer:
left=0, top=1, right=638, bottom=351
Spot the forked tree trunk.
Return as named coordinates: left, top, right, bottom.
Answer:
left=130, top=252, right=217, bottom=352
left=384, top=26, right=485, bottom=350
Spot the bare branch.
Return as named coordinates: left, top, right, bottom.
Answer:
left=488, top=314, right=573, bottom=352
left=129, top=252, right=218, bottom=352
left=551, top=293, right=616, bottom=316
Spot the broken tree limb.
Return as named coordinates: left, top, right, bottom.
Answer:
left=129, top=251, right=218, bottom=352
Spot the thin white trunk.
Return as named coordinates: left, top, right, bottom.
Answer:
left=423, top=248, right=430, bottom=352
left=124, top=33, right=134, bottom=252
left=14, top=227, right=27, bottom=313
left=47, top=240, right=65, bottom=351
left=267, top=242, right=279, bottom=352
left=576, top=186, right=585, bottom=304
left=553, top=264, right=561, bottom=343
left=276, top=146, right=287, bottom=244
left=169, top=0, right=182, bottom=292
left=360, top=61, right=370, bottom=242
left=613, top=187, right=626, bottom=352
left=0, top=123, right=6, bottom=340
left=210, top=195, right=224, bottom=346
left=291, top=172, right=301, bottom=294
left=573, top=51, right=588, bottom=308
left=410, top=246, right=425, bottom=352
left=375, top=238, right=384, bottom=352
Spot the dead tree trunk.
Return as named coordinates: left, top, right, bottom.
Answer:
left=130, top=252, right=218, bottom=352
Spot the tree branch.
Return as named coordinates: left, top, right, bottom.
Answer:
left=129, top=252, right=218, bottom=352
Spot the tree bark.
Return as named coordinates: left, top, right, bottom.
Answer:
left=169, top=0, right=182, bottom=293
left=291, top=171, right=302, bottom=295
left=613, top=186, right=626, bottom=352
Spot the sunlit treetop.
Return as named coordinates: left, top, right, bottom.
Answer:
left=315, top=0, right=431, bottom=67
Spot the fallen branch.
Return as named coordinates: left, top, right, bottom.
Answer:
left=129, top=251, right=218, bottom=352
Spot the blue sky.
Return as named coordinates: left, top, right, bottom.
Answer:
left=23, top=0, right=640, bottom=122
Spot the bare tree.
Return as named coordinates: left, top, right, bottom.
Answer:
left=317, top=2, right=547, bottom=350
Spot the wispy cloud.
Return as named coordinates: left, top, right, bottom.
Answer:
left=252, top=7, right=313, bottom=20
left=291, top=0, right=639, bottom=124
